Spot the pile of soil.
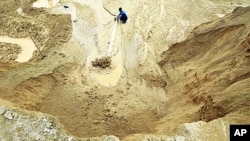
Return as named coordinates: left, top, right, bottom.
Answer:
left=91, top=56, right=111, bottom=69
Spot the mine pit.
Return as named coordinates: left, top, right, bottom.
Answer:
left=0, top=0, right=250, bottom=141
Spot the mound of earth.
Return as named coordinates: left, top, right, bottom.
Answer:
left=91, top=56, right=111, bottom=69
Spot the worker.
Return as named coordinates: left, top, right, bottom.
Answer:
left=114, top=7, right=128, bottom=23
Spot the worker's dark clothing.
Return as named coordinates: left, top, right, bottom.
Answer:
left=117, top=10, right=127, bottom=23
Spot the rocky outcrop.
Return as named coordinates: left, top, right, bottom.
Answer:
left=0, top=106, right=119, bottom=141
left=177, top=119, right=228, bottom=141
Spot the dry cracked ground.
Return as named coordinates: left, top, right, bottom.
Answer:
left=0, top=0, right=250, bottom=141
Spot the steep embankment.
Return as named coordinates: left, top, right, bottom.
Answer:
left=157, top=6, right=250, bottom=139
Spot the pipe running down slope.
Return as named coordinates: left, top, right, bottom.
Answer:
left=107, top=20, right=118, bottom=56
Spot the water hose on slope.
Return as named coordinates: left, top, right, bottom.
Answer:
left=107, top=19, right=118, bottom=56
left=91, top=20, right=118, bottom=68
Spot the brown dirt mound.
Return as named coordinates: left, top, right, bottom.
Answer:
left=91, top=56, right=111, bottom=69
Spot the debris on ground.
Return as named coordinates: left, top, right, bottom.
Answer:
left=91, top=56, right=111, bottom=69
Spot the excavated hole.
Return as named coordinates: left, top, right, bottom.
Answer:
left=36, top=81, right=165, bottom=139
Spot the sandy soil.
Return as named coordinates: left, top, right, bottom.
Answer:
left=0, top=0, right=250, bottom=140
left=33, top=0, right=60, bottom=8
left=0, top=36, right=37, bottom=62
